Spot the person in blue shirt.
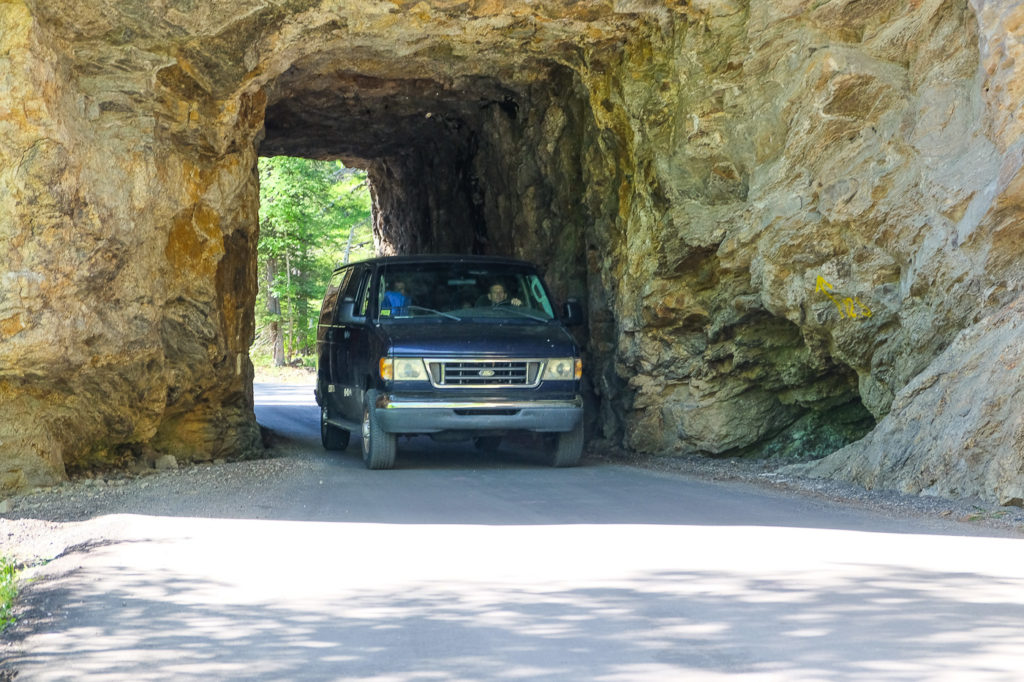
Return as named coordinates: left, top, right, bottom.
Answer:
left=382, top=280, right=409, bottom=316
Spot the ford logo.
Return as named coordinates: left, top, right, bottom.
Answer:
left=479, top=369, right=496, bottom=377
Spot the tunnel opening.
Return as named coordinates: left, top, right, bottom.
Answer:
left=255, top=52, right=598, bottom=289
left=255, top=58, right=597, bottom=330
left=259, top=66, right=522, bottom=257
left=250, top=56, right=604, bottom=445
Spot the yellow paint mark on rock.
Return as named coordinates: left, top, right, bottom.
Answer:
left=815, top=275, right=872, bottom=320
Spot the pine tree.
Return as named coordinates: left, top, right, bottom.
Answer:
left=256, top=157, right=373, bottom=366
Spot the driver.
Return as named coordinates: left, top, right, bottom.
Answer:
left=486, top=283, right=523, bottom=307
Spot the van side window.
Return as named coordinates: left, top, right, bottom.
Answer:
left=319, top=268, right=349, bottom=327
left=339, top=267, right=361, bottom=302
left=349, top=268, right=372, bottom=317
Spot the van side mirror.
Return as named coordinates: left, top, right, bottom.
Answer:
left=562, top=298, right=584, bottom=326
left=337, top=299, right=366, bottom=324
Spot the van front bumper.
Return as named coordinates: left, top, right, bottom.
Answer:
left=374, top=395, right=583, bottom=434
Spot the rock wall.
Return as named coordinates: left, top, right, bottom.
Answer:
left=2, top=0, right=1023, bottom=504
left=0, top=1, right=266, bottom=489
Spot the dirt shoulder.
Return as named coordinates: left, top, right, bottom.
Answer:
left=587, top=440, right=1024, bottom=537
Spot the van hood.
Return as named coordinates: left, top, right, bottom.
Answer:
left=381, top=321, right=578, bottom=358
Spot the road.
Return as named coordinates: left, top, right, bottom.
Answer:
left=4, top=382, right=1024, bottom=680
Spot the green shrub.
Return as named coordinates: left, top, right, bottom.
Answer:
left=0, top=556, right=17, bottom=631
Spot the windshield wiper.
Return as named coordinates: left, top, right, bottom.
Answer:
left=407, top=305, right=462, bottom=321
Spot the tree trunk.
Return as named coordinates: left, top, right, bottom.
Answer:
left=284, top=247, right=293, bottom=364
left=265, top=259, right=285, bottom=367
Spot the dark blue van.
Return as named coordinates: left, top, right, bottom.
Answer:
left=314, top=255, right=585, bottom=469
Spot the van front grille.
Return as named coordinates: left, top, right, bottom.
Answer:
left=427, top=360, right=542, bottom=388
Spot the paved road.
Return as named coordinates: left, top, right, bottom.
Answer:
left=5, top=383, right=1024, bottom=680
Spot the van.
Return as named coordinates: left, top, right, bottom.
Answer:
left=314, top=255, right=585, bottom=469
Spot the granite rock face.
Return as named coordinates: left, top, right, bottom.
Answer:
left=1, top=0, right=1023, bottom=504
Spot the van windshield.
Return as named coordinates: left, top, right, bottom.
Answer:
left=375, top=263, right=557, bottom=323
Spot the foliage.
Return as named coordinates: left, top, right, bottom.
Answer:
left=0, top=556, right=16, bottom=632
left=256, top=157, right=374, bottom=365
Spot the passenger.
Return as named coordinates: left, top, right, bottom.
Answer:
left=381, top=280, right=409, bottom=316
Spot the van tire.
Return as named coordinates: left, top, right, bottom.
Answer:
left=362, top=389, right=396, bottom=469
left=321, top=404, right=350, bottom=451
left=549, top=419, right=583, bottom=467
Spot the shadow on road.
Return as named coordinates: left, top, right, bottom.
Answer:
left=5, top=384, right=1024, bottom=680
left=251, top=398, right=1011, bottom=539
left=1, top=384, right=1013, bottom=539
left=6, top=560, right=1023, bottom=681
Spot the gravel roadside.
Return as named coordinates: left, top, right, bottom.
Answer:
left=0, top=457, right=306, bottom=566
left=588, top=441, right=1024, bottom=537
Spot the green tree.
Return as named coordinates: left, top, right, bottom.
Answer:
left=257, top=157, right=373, bottom=366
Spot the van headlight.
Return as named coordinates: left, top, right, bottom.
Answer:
left=543, top=358, right=582, bottom=381
left=384, top=357, right=428, bottom=381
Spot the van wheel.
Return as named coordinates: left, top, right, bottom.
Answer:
left=321, top=404, right=350, bottom=451
left=548, top=420, right=583, bottom=467
left=474, top=436, right=502, bottom=452
left=362, top=389, right=396, bottom=469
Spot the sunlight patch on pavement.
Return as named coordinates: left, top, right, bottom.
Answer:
left=61, top=515, right=1024, bottom=597
left=15, top=514, right=1024, bottom=681
left=252, top=382, right=315, bottom=406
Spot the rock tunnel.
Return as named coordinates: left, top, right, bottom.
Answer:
left=3, top=1, right=1024, bottom=504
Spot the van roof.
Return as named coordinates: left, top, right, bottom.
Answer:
left=331, top=254, right=538, bottom=272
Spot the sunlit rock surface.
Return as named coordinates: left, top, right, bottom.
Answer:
left=1, top=0, right=1023, bottom=503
